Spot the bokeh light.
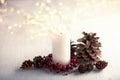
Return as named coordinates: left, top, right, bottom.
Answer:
left=0, top=0, right=120, bottom=39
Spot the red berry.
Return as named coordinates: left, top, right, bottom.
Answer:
left=62, top=65, right=67, bottom=71
left=48, top=61, right=53, bottom=66
left=56, top=69, right=60, bottom=73
left=73, top=63, right=78, bottom=67
left=56, top=62, right=60, bottom=66
left=76, top=59, right=79, bottom=63
left=70, top=63, right=73, bottom=66
left=71, top=59, right=77, bottom=63
left=56, top=62, right=62, bottom=69
left=48, top=67, right=53, bottom=71
left=48, top=54, right=52, bottom=58
left=67, top=64, right=72, bottom=69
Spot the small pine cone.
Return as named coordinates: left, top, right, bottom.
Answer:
left=96, top=60, right=108, bottom=70
left=20, top=60, right=33, bottom=69
left=78, top=62, right=94, bottom=73
left=78, top=64, right=87, bottom=73
left=86, top=62, right=94, bottom=71
left=33, top=56, right=45, bottom=68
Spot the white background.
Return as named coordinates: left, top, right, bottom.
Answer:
left=0, top=0, right=120, bottom=80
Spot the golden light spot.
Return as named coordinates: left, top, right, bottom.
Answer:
left=59, top=2, right=63, bottom=6
left=14, top=24, right=18, bottom=27
left=76, top=3, right=81, bottom=6
left=10, top=8, right=15, bottom=12
left=18, top=24, right=22, bottom=28
left=27, top=15, right=32, bottom=19
left=46, top=0, right=51, bottom=3
left=35, top=2, right=40, bottom=6
left=38, top=10, right=42, bottom=14
left=8, top=26, right=12, bottom=30
left=0, top=18, right=3, bottom=22
left=16, top=10, right=21, bottom=14
left=10, top=32, right=14, bottom=34
left=0, top=0, right=5, bottom=4
left=41, top=3, right=45, bottom=7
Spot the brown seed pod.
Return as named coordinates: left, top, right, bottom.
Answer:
left=96, top=60, right=108, bottom=70
left=78, top=64, right=87, bottom=73
left=33, top=56, right=45, bottom=68
left=76, top=32, right=102, bottom=63
left=86, top=62, right=94, bottom=71
left=20, top=60, right=33, bottom=69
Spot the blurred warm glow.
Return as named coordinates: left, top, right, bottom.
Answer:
left=0, top=0, right=5, bottom=4
left=0, top=0, right=120, bottom=39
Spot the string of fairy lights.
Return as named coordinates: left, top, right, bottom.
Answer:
left=0, top=0, right=119, bottom=39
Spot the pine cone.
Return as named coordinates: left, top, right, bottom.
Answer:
left=20, top=60, right=33, bottom=69
left=78, top=61, right=94, bottom=73
left=76, top=32, right=102, bottom=62
left=33, top=56, right=45, bottom=68
left=78, top=63, right=88, bottom=73
left=78, top=62, right=94, bottom=73
left=96, top=60, right=108, bottom=70
left=86, top=62, right=94, bottom=71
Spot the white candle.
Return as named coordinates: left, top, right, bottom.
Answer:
left=52, top=31, right=70, bottom=65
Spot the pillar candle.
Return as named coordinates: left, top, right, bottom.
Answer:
left=52, top=31, right=70, bottom=65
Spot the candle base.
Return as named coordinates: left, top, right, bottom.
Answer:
left=52, top=55, right=70, bottom=65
